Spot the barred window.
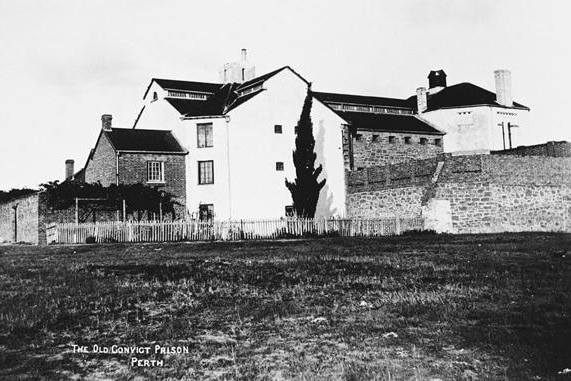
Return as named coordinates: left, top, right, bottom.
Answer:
left=197, top=123, right=213, bottom=148
left=147, top=161, right=164, bottom=183
left=274, top=125, right=283, bottom=134
left=198, top=161, right=214, bottom=184
left=276, top=162, right=284, bottom=171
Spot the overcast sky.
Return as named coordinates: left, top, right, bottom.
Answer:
left=1, top=0, right=570, bottom=190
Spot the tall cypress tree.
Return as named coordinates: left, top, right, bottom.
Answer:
left=285, top=84, right=326, bottom=218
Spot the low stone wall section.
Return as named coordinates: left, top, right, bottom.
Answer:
left=346, top=154, right=571, bottom=233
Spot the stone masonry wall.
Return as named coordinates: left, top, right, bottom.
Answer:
left=0, top=193, right=40, bottom=244
left=347, top=154, right=571, bottom=233
left=352, top=131, right=443, bottom=169
left=491, top=141, right=571, bottom=158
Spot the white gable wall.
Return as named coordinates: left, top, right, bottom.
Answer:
left=421, top=106, right=529, bottom=153
left=222, top=68, right=347, bottom=219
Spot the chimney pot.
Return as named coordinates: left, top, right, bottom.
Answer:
left=65, top=159, right=74, bottom=181
left=101, top=114, right=112, bottom=131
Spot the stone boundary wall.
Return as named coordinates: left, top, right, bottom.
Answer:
left=347, top=155, right=571, bottom=233
left=0, top=193, right=40, bottom=244
left=491, top=141, right=571, bottom=158
left=0, top=192, right=121, bottom=244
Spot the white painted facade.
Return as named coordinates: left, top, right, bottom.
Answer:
left=134, top=68, right=347, bottom=219
left=420, top=105, right=529, bottom=153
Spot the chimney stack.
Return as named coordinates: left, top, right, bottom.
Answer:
left=101, top=114, right=112, bottom=131
left=218, top=49, right=256, bottom=84
left=416, top=87, right=428, bottom=113
left=494, top=69, right=513, bottom=107
left=65, top=159, right=74, bottom=181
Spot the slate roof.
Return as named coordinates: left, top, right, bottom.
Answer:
left=406, top=82, right=529, bottom=111
left=313, top=92, right=411, bottom=109
left=104, top=128, right=187, bottom=153
left=143, top=79, right=222, bottom=99
left=336, top=111, right=444, bottom=135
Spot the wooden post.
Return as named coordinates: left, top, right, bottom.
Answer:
left=75, top=197, right=79, bottom=225
left=395, top=216, right=401, bottom=235
left=123, top=199, right=126, bottom=222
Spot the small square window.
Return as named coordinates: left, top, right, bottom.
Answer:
left=404, top=136, right=411, bottom=144
left=372, top=134, right=379, bottom=142
left=355, top=134, right=363, bottom=141
left=199, top=204, right=214, bottom=221
left=388, top=136, right=396, bottom=144
left=420, top=138, right=427, bottom=145
left=285, top=206, right=294, bottom=217
left=274, top=125, right=283, bottom=134
left=434, top=138, right=442, bottom=146
left=276, top=162, right=284, bottom=171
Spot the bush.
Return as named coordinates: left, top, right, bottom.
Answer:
left=85, top=236, right=96, bottom=244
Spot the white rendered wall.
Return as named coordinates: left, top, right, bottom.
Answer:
left=223, top=68, right=347, bottom=219
left=420, top=106, right=529, bottom=153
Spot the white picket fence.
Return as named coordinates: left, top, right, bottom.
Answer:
left=48, top=216, right=425, bottom=244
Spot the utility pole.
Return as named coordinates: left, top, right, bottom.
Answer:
left=507, top=122, right=519, bottom=149
left=498, top=122, right=506, bottom=150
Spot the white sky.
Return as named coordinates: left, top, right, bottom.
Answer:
left=1, top=0, right=570, bottom=190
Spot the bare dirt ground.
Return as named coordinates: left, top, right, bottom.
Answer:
left=0, top=233, right=570, bottom=380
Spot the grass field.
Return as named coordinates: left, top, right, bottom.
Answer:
left=0, top=233, right=570, bottom=380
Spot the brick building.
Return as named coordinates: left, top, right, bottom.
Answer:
left=83, top=115, right=188, bottom=214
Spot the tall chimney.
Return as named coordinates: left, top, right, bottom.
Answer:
left=416, top=87, right=428, bottom=113
left=494, top=69, right=513, bottom=107
left=101, top=114, right=112, bottom=131
left=65, top=159, right=74, bottom=181
left=241, top=48, right=247, bottom=61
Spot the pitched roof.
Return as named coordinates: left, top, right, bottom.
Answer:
left=407, top=82, right=529, bottom=111
left=337, top=111, right=444, bottom=135
left=313, top=91, right=411, bottom=109
left=104, top=128, right=187, bottom=153
left=144, top=78, right=222, bottom=99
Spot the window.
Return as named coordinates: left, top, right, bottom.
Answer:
left=404, top=136, right=411, bottom=144
left=434, top=138, right=442, bottom=146
left=147, top=161, right=164, bottom=183
left=198, top=161, right=214, bottom=184
left=152, top=92, right=158, bottom=101
left=285, top=206, right=295, bottom=217
left=276, top=162, right=284, bottom=171
left=420, top=138, right=427, bottom=145
left=274, top=125, right=283, bottom=134
left=199, top=204, right=214, bottom=221
left=372, top=134, right=379, bottom=142
left=388, top=136, right=396, bottom=144
left=355, top=134, right=363, bottom=141
left=197, top=123, right=213, bottom=148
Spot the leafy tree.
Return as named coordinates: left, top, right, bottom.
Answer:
left=285, top=84, right=326, bottom=218
left=0, top=188, right=38, bottom=203
left=40, top=180, right=178, bottom=220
